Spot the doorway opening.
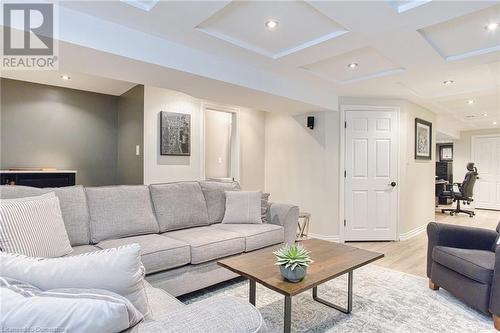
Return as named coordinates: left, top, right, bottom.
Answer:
left=203, top=105, right=240, bottom=182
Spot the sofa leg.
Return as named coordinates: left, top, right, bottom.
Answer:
left=429, top=280, right=439, bottom=290
left=493, top=314, right=500, bottom=331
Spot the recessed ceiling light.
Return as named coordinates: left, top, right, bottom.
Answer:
left=485, top=22, right=499, bottom=31
left=494, top=121, right=498, bottom=125
left=482, top=113, right=488, bottom=117
left=467, top=99, right=474, bottom=105
left=60, top=75, right=70, bottom=80
left=347, top=63, right=358, bottom=69
left=443, top=80, right=454, bottom=85
left=265, top=20, right=279, bottom=30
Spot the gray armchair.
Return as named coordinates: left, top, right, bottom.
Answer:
left=427, top=222, right=500, bottom=330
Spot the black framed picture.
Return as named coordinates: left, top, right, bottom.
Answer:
left=160, top=111, right=191, bottom=156
left=440, top=145, right=453, bottom=161
left=415, top=118, right=432, bottom=160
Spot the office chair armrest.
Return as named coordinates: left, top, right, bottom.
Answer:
left=490, top=247, right=500, bottom=316
left=426, top=222, right=498, bottom=277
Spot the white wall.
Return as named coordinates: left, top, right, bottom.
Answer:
left=143, top=86, right=266, bottom=190
left=144, top=86, right=203, bottom=184
left=453, top=128, right=500, bottom=183
left=239, top=107, right=266, bottom=191
left=265, top=112, right=339, bottom=238
left=265, top=97, right=436, bottom=240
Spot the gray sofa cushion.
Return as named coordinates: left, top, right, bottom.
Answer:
left=144, top=281, right=184, bottom=318
left=211, top=223, right=284, bottom=251
left=64, top=245, right=100, bottom=256
left=164, top=227, right=245, bottom=264
left=432, top=246, right=495, bottom=284
left=97, top=235, right=190, bottom=274
left=86, top=186, right=159, bottom=243
left=150, top=182, right=209, bottom=232
left=129, top=295, right=264, bottom=333
left=0, top=185, right=90, bottom=246
left=199, top=181, right=240, bottom=224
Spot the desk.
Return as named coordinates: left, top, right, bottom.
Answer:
left=435, top=179, right=448, bottom=206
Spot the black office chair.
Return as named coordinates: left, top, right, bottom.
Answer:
left=441, top=162, right=478, bottom=217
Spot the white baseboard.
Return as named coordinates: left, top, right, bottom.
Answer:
left=308, top=233, right=340, bottom=243
left=399, top=224, right=426, bottom=241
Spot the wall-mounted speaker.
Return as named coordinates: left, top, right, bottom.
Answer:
left=307, top=116, right=315, bottom=130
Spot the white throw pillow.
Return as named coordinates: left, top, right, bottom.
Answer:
left=222, top=191, right=262, bottom=224
left=0, top=244, right=150, bottom=317
left=0, top=192, right=73, bottom=257
left=0, top=277, right=143, bottom=333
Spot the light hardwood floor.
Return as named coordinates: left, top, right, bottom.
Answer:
left=349, top=208, right=499, bottom=277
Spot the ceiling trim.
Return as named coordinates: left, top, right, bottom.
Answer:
left=392, top=0, right=432, bottom=14
left=418, top=29, right=500, bottom=62
left=195, top=27, right=349, bottom=60
left=301, top=66, right=405, bottom=85
left=446, top=44, right=500, bottom=62
left=119, top=0, right=159, bottom=12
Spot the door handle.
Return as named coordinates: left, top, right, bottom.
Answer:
left=389, top=182, right=397, bottom=187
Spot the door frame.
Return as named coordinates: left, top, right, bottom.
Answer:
left=339, top=105, right=401, bottom=242
left=201, top=103, right=241, bottom=182
left=471, top=133, right=500, bottom=210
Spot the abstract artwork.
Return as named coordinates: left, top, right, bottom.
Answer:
left=160, top=111, right=191, bottom=156
left=415, top=118, right=432, bottom=160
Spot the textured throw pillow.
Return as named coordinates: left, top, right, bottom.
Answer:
left=1, top=277, right=143, bottom=333
left=0, top=244, right=150, bottom=317
left=199, top=181, right=241, bottom=223
left=261, top=192, right=270, bottom=223
left=0, top=193, right=73, bottom=257
left=222, top=191, right=262, bottom=224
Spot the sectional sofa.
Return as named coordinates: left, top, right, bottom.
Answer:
left=0, top=181, right=298, bottom=297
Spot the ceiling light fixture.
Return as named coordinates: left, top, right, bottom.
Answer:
left=60, top=75, right=70, bottom=80
left=265, top=20, right=279, bottom=30
left=347, top=63, right=358, bottom=69
left=467, top=99, right=474, bottom=105
left=482, top=113, right=488, bottom=117
left=494, top=121, right=498, bottom=125
left=485, top=22, right=499, bottom=31
left=443, top=80, right=454, bottom=85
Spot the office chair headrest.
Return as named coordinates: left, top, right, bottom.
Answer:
left=466, top=162, right=475, bottom=171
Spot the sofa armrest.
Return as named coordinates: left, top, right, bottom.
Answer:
left=490, top=247, right=500, bottom=316
left=267, top=202, right=299, bottom=244
left=426, top=222, right=497, bottom=278
left=130, top=296, right=265, bottom=333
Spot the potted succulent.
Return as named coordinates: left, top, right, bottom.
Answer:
left=274, top=243, right=313, bottom=283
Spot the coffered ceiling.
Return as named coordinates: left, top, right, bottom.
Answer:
left=8, top=1, right=500, bottom=132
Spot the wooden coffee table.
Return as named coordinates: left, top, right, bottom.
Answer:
left=218, top=239, right=383, bottom=333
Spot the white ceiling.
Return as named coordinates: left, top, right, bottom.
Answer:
left=0, top=70, right=136, bottom=96
left=5, top=0, right=500, bottom=132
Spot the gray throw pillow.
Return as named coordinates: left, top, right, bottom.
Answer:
left=261, top=193, right=270, bottom=223
left=222, top=191, right=262, bottom=224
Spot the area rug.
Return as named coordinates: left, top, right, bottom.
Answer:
left=180, top=265, right=495, bottom=333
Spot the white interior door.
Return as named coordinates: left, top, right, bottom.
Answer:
left=344, top=110, right=399, bottom=241
left=472, top=135, right=500, bottom=210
